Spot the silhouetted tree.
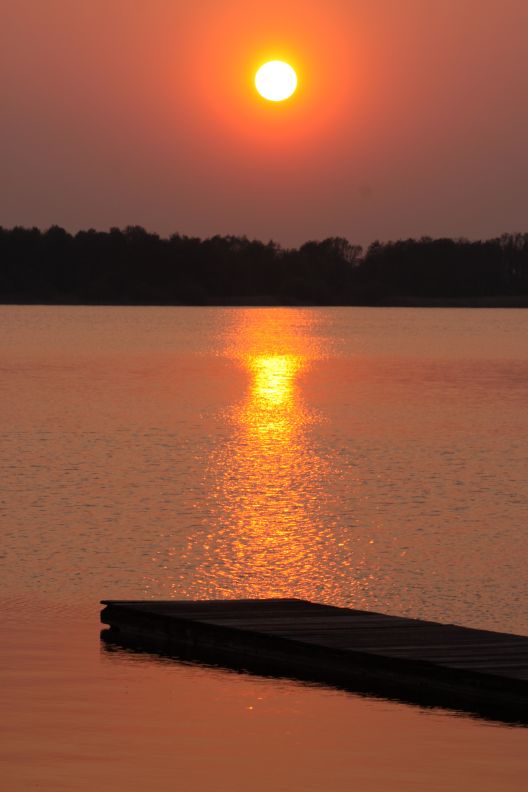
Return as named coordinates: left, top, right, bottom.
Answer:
left=0, top=226, right=527, bottom=305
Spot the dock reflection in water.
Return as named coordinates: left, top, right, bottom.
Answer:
left=179, top=310, right=351, bottom=601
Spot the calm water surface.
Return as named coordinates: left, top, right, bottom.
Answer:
left=1, top=306, right=527, bottom=790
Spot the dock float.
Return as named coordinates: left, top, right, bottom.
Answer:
left=101, top=598, right=528, bottom=723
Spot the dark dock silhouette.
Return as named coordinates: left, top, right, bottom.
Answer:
left=101, top=598, right=528, bottom=724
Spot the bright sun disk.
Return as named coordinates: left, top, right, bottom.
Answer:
left=255, top=61, right=298, bottom=102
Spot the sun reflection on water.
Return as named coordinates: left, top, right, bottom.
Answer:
left=171, top=310, right=355, bottom=602
left=244, top=354, right=304, bottom=439
left=251, top=354, right=301, bottom=406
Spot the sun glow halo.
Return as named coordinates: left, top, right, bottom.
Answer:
left=255, top=61, right=298, bottom=102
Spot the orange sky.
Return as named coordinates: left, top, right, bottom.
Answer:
left=1, top=0, right=527, bottom=246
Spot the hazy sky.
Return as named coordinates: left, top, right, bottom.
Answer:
left=2, top=0, right=527, bottom=247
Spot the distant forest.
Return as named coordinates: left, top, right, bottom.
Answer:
left=1, top=226, right=528, bottom=306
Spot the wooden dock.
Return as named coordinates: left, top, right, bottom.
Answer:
left=100, top=598, right=528, bottom=723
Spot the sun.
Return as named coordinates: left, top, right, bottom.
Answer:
left=255, top=61, right=298, bottom=102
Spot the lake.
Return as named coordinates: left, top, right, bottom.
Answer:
left=1, top=306, right=527, bottom=790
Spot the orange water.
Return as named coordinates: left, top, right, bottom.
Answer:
left=1, top=306, right=527, bottom=789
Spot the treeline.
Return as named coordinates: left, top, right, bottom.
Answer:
left=1, top=226, right=528, bottom=305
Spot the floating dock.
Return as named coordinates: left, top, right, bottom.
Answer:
left=101, top=598, right=528, bottom=723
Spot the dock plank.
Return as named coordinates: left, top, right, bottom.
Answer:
left=100, top=598, right=528, bottom=723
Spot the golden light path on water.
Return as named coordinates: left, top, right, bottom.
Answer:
left=157, top=310, right=360, bottom=603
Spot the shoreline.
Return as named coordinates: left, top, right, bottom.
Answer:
left=2, top=296, right=528, bottom=309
